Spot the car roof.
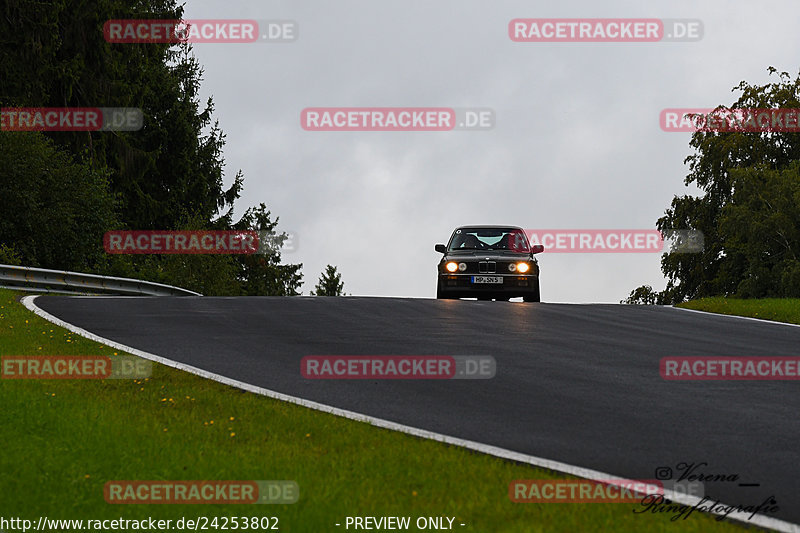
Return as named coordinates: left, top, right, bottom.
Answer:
left=454, top=225, right=525, bottom=231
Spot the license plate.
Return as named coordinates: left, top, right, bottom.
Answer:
left=472, top=276, right=503, bottom=284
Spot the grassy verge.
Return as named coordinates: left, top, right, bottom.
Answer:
left=676, top=297, right=800, bottom=326
left=0, top=289, right=750, bottom=532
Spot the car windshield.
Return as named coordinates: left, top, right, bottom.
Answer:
left=448, top=228, right=530, bottom=252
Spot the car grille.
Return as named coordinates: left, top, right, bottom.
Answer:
left=478, top=261, right=496, bottom=273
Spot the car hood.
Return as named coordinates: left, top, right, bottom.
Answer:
left=444, top=250, right=532, bottom=261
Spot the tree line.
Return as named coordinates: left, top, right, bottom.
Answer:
left=0, top=0, right=345, bottom=295
left=625, top=67, right=800, bottom=304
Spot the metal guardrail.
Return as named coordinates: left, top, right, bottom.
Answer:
left=0, top=264, right=201, bottom=296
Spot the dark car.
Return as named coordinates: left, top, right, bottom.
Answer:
left=435, top=226, right=544, bottom=302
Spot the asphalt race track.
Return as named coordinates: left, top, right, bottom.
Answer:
left=33, top=296, right=800, bottom=526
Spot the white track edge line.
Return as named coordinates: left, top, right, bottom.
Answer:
left=21, top=295, right=798, bottom=533
left=671, top=305, right=800, bottom=329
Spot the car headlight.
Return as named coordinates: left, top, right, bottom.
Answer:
left=516, top=262, right=530, bottom=273
left=458, top=263, right=467, bottom=272
left=445, top=262, right=459, bottom=272
left=508, top=263, right=517, bottom=272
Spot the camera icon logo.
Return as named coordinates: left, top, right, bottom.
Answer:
left=655, top=467, right=673, bottom=480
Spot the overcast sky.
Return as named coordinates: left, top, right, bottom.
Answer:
left=181, top=0, right=800, bottom=302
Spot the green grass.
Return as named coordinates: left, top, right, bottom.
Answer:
left=677, top=297, right=800, bottom=326
left=0, top=289, right=754, bottom=532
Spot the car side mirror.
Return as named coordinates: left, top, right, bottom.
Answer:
left=435, top=244, right=447, bottom=254
left=531, top=244, right=544, bottom=254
